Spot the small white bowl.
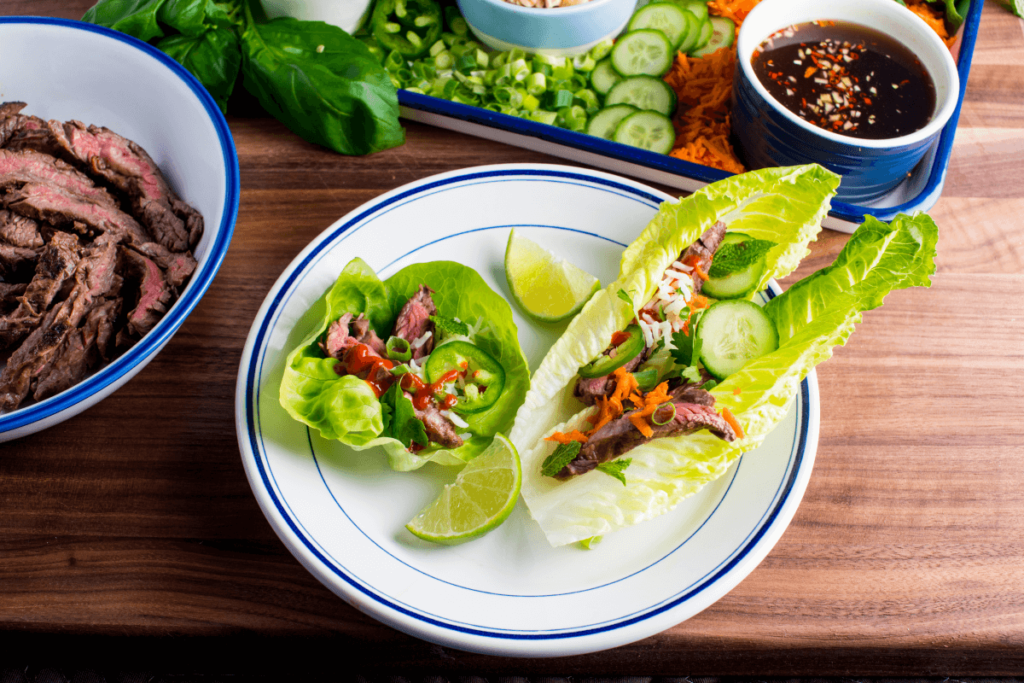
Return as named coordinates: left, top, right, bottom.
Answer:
left=0, top=18, right=239, bottom=442
left=457, top=0, right=637, bottom=56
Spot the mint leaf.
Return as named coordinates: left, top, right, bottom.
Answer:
left=708, top=239, right=776, bottom=278
left=541, top=440, right=582, bottom=477
left=597, top=458, right=631, bottom=485
left=379, top=382, right=428, bottom=449
left=430, top=314, right=469, bottom=337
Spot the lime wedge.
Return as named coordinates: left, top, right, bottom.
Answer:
left=504, top=229, right=600, bottom=323
left=406, top=433, right=521, bottom=545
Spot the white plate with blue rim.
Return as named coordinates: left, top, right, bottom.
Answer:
left=235, top=163, right=818, bottom=657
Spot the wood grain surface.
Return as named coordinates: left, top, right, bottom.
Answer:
left=1, top=0, right=1023, bottom=676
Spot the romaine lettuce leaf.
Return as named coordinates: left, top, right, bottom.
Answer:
left=512, top=169, right=937, bottom=547
left=280, top=258, right=529, bottom=471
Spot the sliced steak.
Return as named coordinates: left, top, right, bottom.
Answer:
left=0, top=282, right=28, bottom=312
left=557, top=400, right=736, bottom=478
left=2, top=181, right=151, bottom=246
left=0, top=242, right=38, bottom=276
left=668, top=380, right=716, bottom=406
left=48, top=120, right=203, bottom=251
left=393, top=285, right=437, bottom=360
left=0, top=231, right=80, bottom=351
left=32, top=298, right=119, bottom=402
left=410, top=394, right=464, bottom=449
left=0, top=241, right=119, bottom=412
left=573, top=348, right=651, bottom=406
left=121, top=249, right=171, bottom=337
left=0, top=106, right=61, bottom=157
left=320, top=312, right=387, bottom=360
left=682, top=220, right=727, bottom=294
left=0, top=209, right=43, bottom=249
left=129, top=241, right=197, bottom=288
left=0, top=149, right=118, bottom=208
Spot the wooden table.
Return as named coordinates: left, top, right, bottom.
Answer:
left=2, top=0, right=1023, bottom=676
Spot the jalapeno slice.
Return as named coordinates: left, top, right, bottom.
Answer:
left=371, top=0, right=443, bottom=59
left=424, top=341, right=505, bottom=415
left=577, top=324, right=644, bottom=379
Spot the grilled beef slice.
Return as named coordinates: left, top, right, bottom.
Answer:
left=0, top=149, right=119, bottom=208
left=129, top=241, right=197, bottom=288
left=392, top=285, right=437, bottom=360
left=121, top=249, right=172, bottom=337
left=32, top=298, right=119, bottom=402
left=0, top=210, right=44, bottom=249
left=0, top=231, right=81, bottom=351
left=0, top=103, right=62, bottom=157
left=557, top=392, right=735, bottom=478
left=682, top=221, right=727, bottom=294
left=0, top=241, right=119, bottom=412
left=0, top=242, right=38, bottom=276
left=409, top=393, right=464, bottom=449
left=320, top=312, right=388, bottom=360
left=573, top=345, right=652, bottom=406
left=48, top=120, right=203, bottom=251
left=2, top=181, right=152, bottom=246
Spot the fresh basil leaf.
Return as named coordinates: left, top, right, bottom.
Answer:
left=541, top=440, right=581, bottom=478
left=597, top=458, right=631, bottom=485
left=157, top=27, right=241, bottom=113
left=82, top=0, right=168, bottom=42
left=240, top=12, right=404, bottom=155
left=707, top=239, right=776, bottom=278
left=380, top=382, right=428, bottom=448
left=158, top=0, right=237, bottom=35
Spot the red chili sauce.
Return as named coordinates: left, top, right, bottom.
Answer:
left=751, top=21, right=936, bottom=140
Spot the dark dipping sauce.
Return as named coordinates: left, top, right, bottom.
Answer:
left=751, top=20, right=937, bottom=140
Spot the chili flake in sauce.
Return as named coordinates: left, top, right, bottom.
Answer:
left=751, top=21, right=937, bottom=140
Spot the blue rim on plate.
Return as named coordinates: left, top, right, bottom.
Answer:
left=237, top=165, right=818, bottom=655
left=397, top=0, right=983, bottom=226
left=0, top=17, right=240, bottom=435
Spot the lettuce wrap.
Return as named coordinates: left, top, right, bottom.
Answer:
left=509, top=165, right=938, bottom=547
left=280, top=258, right=530, bottom=471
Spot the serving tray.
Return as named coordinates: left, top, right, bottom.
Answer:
left=398, top=0, right=982, bottom=233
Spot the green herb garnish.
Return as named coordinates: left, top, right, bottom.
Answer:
left=380, top=382, right=429, bottom=449
left=430, top=314, right=469, bottom=337
left=597, top=458, right=631, bottom=485
left=541, top=440, right=581, bottom=477
left=617, top=288, right=633, bottom=306
left=708, top=239, right=776, bottom=278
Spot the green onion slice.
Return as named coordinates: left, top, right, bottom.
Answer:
left=386, top=336, right=412, bottom=362
left=651, top=402, right=676, bottom=426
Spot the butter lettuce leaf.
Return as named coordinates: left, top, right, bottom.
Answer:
left=512, top=168, right=936, bottom=547
left=280, top=258, right=529, bottom=471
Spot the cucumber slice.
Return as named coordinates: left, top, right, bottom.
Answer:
left=628, top=2, right=691, bottom=50
left=696, top=299, right=779, bottom=380
left=610, top=29, right=674, bottom=78
left=590, top=58, right=623, bottom=96
left=605, top=76, right=678, bottom=117
left=675, top=11, right=703, bottom=54
left=690, top=17, right=713, bottom=52
left=701, top=232, right=766, bottom=299
left=586, top=104, right=638, bottom=140
left=612, top=110, right=676, bottom=154
left=692, top=16, right=735, bottom=58
left=673, top=0, right=708, bottom=23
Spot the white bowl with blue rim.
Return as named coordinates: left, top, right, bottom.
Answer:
left=731, top=0, right=960, bottom=204
left=456, top=0, right=637, bottom=56
left=0, top=17, right=239, bottom=442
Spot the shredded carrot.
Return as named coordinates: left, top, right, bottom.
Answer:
left=629, top=406, right=658, bottom=438
left=544, top=430, right=589, bottom=444
left=688, top=294, right=710, bottom=311
left=905, top=0, right=957, bottom=48
left=586, top=367, right=636, bottom=434
left=662, top=0, right=958, bottom=174
left=732, top=387, right=742, bottom=396
left=626, top=381, right=674, bottom=437
left=720, top=407, right=745, bottom=439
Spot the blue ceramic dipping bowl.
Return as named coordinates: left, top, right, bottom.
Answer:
left=457, top=0, right=637, bottom=56
left=731, top=0, right=959, bottom=204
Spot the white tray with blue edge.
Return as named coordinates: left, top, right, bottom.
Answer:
left=235, top=164, right=819, bottom=657
left=398, top=0, right=982, bottom=233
